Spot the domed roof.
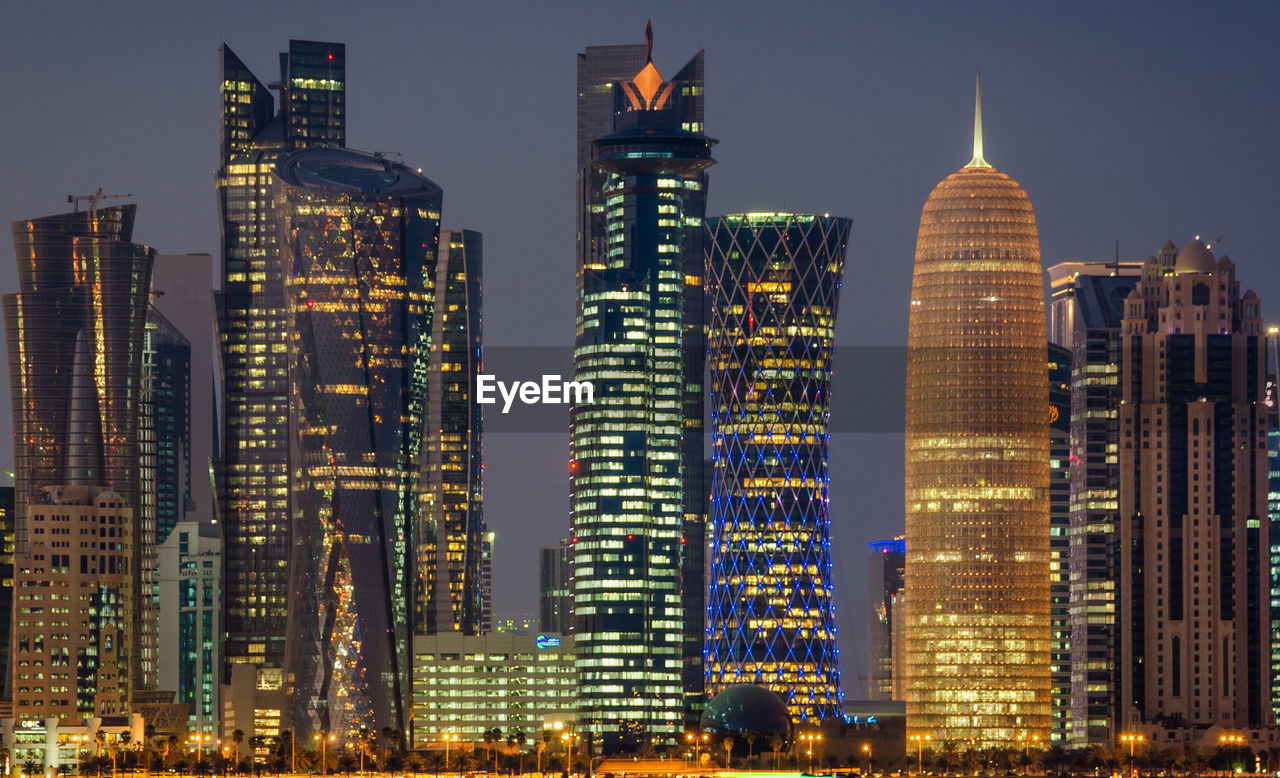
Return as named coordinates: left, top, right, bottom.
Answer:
left=1161, top=240, right=1178, bottom=252
left=916, top=165, right=1038, bottom=260
left=1173, top=239, right=1216, bottom=274
left=700, top=685, right=793, bottom=742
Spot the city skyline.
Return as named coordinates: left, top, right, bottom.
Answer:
left=2, top=3, right=1279, bottom=677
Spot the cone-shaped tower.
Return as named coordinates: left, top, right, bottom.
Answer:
left=903, top=80, right=1051, bottom=747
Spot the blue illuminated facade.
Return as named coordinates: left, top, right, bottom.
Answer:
left=704, top=213, right=849, bottom=722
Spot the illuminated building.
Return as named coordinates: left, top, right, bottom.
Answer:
left=4, top=204, right=157, bottom=699
left=1048, top=343, right=1071, bottom=742
left=1047, top=260, right=1140, bottom=746
left=1268, top=327, right=1280, bottom=726
left=418, top=229, right=486, bottom=635
left=157, top=520, right=221, bottom=735
left=576, top=32, right=710, bottom=722
left=867, top=539, right=905, bottom=701
left=540, top=539, right=574, bottom=635
left=409, top=633, right=576, bottom=746
left=0, top=486, right=12, bottom=692
left=144, top=308, right=191, bottom=547
left=274, top=146, right=441, bottom=738
left=1117, top=241, right=1270, bottom=730
left=903, top=79, right=1051, bottom=747
left=216, top=40, right=345, bottom=680
left=12, top=486, right=134, bottom=720
left=570, top=28, right=715, bottom=746
left=704, top=212, right=849, bottom=723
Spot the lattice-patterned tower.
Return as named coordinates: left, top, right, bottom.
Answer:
left=903, top=78, right=1051, bottom=747
left=704, top=212, right=850, bottom=723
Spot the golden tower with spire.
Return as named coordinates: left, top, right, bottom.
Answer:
left=903, top=77, right=1051, bottom=748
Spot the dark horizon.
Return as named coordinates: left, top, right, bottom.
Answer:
left=2, top=1, right=1278, bottom=688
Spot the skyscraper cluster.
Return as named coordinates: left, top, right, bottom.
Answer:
left=1, top=17, right=1276, bottom=774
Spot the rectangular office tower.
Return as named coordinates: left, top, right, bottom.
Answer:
left=576, top=36, right=709, bottom=724
left=274, top=147, right=441, bottom=739
left=1118, top=242, right=1271, bottom=733
left=1048, top=343, right=1072, bottom=742
left=867, top=539, right=905, bottom=701
left=418, top=229, right=486, bottom=636
left=570, top=31, right=715, bottom=747
left=216, top=40, right=345, bottom=680
left=1047, top=259, right=1141, bottom=746
left=4, top=205, right=157, bottom=703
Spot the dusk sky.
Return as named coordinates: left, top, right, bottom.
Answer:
left=2, top=1, right=1278, bottom=687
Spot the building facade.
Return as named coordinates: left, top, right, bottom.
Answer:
left=703, top=212, right=850, bottom=722
left=1049, top=260, right=1141, bottom=746
left=576, top=33, right=710, bottom=723
left=410, top=633, right=576, bottom=747
left=216, top=40, right=345, bottom=680
left=903, top=82, right=1051, bottom=747
left=569, top=34, right=715, bottom=746
left=419, top=229, right=485, bottom=636
left=158, top=520, right=222, bottom=736
left=540, top=540, right=573, bottom=635
left=1117, top=242, right=1270, bottom=731
left=867, top=539, right=905, bottom=701
left=1049, top=343, right=1072, bottom=742
left=274, top=146, right=441, bottom=739
left=4, top=205, right=157, bottom=700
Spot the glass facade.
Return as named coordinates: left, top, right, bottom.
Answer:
left=570, top=45, right=715, bottom=747
left=4, top=205, right=157, bottom=698
left=703, top=212, right=849, bottom=723
left=418, top=229, right=485, bottom=635
left=274, top=146, right=441, bottom=739
left=216, top=40, right=345, bottom=680
left=576, top=42, right=710, bottom=724
left=903, top=96, right=1051, bottom=746
left=867, top=539, right=905, bottom=701
left=1048, top=343, right=1072, bottom=742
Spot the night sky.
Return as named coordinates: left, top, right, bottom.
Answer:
left=2, top=1, right=1278, bottom=689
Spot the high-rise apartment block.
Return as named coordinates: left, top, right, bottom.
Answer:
left=1049, top=343, right=1072, bottom=742
left=903, top=81, right=1051, bottom=747
left=570, top=31, right=714, bottom=746
left=540, top=540, right=574, bottom=635
left=1117, top=241, right=1270, bottom=731
left=216, top=40, right=345, bottom=679
left=157, top=520, right=222, bottom=735
left=704, top=212, right=849, bottom=722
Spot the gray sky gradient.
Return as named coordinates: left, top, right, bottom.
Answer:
left=2, top=1, right=1278, bottom=689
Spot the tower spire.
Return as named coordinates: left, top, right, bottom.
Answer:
left=966, top=73, right=991, bottom=168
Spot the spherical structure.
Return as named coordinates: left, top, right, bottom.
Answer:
left=1173, top=238, right=1216, bottom=274
left=700, top=685, right=794, bottom=752
left=904, top=162, right=1051, bottom=748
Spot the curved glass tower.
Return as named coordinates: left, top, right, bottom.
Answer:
left=274, top=147, right=441, bottom=739
left=903, top=79, right=1051, bottom=747
left=704, top=212, right=849, bottom=722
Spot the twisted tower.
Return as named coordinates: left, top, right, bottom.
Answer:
left=903, top=79, right=1051, bottom=746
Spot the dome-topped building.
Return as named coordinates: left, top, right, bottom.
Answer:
left=1172, top=238, right=1216, bottom=274
left=903, top=77, right=1051, bottom=748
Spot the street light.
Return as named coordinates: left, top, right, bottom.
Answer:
left=908, top=735, right=930, bottom=775
left=562, top=732, right=578, bottom=777
left=1120, top=734, right=1145, bottom=776
left=862, top=743, right=872, bottom=775
left=798, top=733, right=823, bottom=772
left=443, top=733, right=457, bottom=772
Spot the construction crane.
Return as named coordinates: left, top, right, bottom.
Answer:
left=67, top=188, right=133, bottom=213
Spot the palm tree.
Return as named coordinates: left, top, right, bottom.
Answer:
left=23, top=757, right=41, bottom=777
left=768, top=735, right=784, bottom=770
left=723, top=737, right=735, bottom=769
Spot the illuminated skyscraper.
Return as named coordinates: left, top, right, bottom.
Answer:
left=273, top=147, right=441, bottom=738
left=418, top=229, right=485, bottom=636
left=216, top=40, right=345, bottom=680
left=4, top=205, right=157, bottom=699
left=1048, top=343, right=1071, bottom=742
left=867, top=539, right=905, bottom=701
left=1117, top=242, right=1269, bottom=731
left=570, top=28, right=715, bottom=746
left=704, top=212, right=849, bottom=722
left=576, top=35, right=710, bottom=720
left=903, top=80, right=1051, bottom=747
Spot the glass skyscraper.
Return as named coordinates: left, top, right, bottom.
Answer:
left=570, top=34, right=715, bottom=747
left=217, top=40, right=345, bottom=680
left=576, top=37, right=710, bottom=722
left=273, top=146, right=441, bottom=739
left=703, top=212, right=849, bottom=723
left=1048, top=342, right=1071, bottom=742
left=903, top=81, right=1051, bottom=747
left=4, top=205, right=157, bottom=697
left=418, top=229, right=485, bottom=635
